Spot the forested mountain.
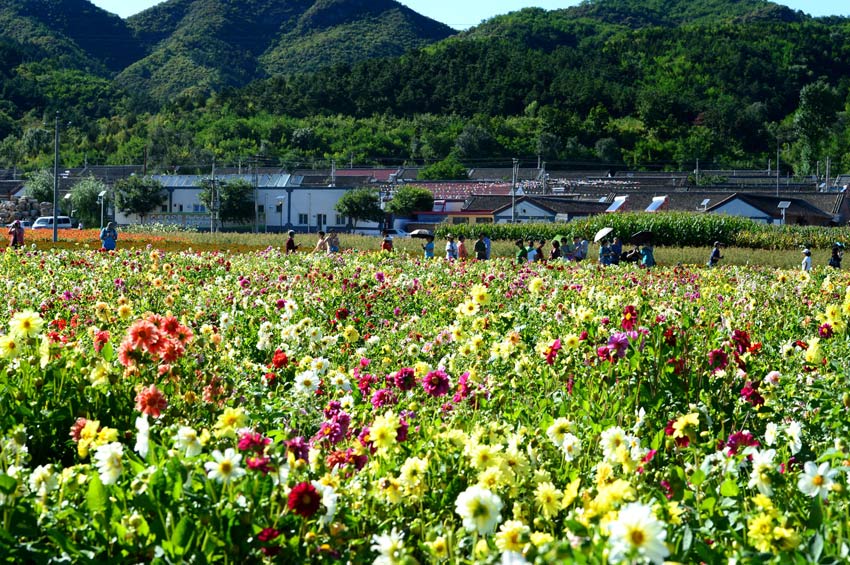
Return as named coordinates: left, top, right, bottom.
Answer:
left=119, top=0, right=455, bottom=100
left=0, top=0, right=849, bottom=177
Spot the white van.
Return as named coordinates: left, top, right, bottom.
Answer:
left=32, top=216, right=73, bottom=229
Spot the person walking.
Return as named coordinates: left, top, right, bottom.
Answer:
left=457, top=235, right=468, bottom=260
left=100, top=222, right=118, bottom=251
left=7, top=220, right=24, bottom=248
left=483, top=235, right=491, bottom=260
left=801, top=248, right=812, bottom=272
left=708, top=241, right=724, bottom=267
left=515, top=239, right=527, bottom=264
left=326, top=230, right=340, bottom=253
left=285, top=230, right=298, bottom=254
left=474, top=233, right=487, bottom=260
left=640, top=243, right=656, bottom=268
left=828, top=243, right=843, bottom=269
left=380, top=230, right=394, bottom=252
left=422, top=235, right=435, bottom=259
left=315, top=231, right=328, bottom=253
left=549, top=239, right=562, bottom=260
left=445, top=234, right=458, bottom=260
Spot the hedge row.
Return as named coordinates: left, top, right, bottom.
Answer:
left=431, top=212, right=850, bottom=250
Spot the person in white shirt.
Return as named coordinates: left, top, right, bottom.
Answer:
left=802, top=248, right=812, bottom=272
left=445, top=234, right=458, bottom=260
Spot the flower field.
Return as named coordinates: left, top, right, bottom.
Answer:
left=1, top=246, right=849, bottom=563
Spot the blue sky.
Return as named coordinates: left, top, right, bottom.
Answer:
left=91, top=1, right=850, bottom=27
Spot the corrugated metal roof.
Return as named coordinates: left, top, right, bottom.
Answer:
left=151, top=174, right=293, bottom=188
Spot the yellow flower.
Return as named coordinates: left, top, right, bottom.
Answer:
left=117, top=304, right=133, bottom=320
left=369, top=411, right=400, bottom=453
left=772, top=526, right=801, bottom=551
left=0, top=335, right=20, bottom=359
left=9, top=310, right=44, bottom=339
left=94, top=301, right=111, bottom=322
left=469, top=443, right=502, bottom=470
left=495, top=520, right=529, bottom=553
left=377, top=477, right=403, bottom=504
left=470, top=284, right=490, bottom=305
left=804, top=337, right=823, bottom=364
left=399, top=456, right=428, bottom=495
left=342, top=325, right=360, bottom=343
left=534, top=481, right=562, bottom=519
left=427, top=536, right=449, bottom=560
left=214, top=407, right=247, bottom=437
left=747, top=512, right=774, bottom=553
left=563, top=333, right=580, bottom=348
left=528, top=277, right=544, bottom=294
left=477, top=466, right=505, bottom=490
left=562, top=478, right=580, bottom=509
left=672, top=413, right=699, bottom=439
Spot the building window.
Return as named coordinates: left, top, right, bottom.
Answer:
left=193, top=204, right=206, bottom=213
left=298, top=213, right=308, bottom=225
left=452, top=217, right=468, bottom=225
left=335, top=214, right=346, bottom=225
left=161, top=205, right=168, bottom=212
left=475, top=218, right=493, bottom=224
left=178, top=204, right=184, bottom=212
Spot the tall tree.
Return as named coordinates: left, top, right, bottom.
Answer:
left=385, top=186, right=434, bottom=216
left=69, top=176, right=108, bottom=229
left=198, top=178, right=255, bottom=226
left=23, top=169, right=54, bottom=203
left=114, top=176, right=166, bottom=224
left=334, top=188, right=384, bottom=229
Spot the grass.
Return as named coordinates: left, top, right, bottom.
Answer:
left=4, top=230, right=828, bottom=269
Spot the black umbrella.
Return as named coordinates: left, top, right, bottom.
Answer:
left=409, top=229, right=433, bottom=239
left=630, top=231, right=654, bottom=245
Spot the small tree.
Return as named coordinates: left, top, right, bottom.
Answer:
left=198, top=178, right=254, bottom=226
left=334, top=188, right=384, bottom=229
left=24, top=169, right=54, bottom=204
left=70, top=176, right=108, bottom=228
left=418, top=156, right=468, bottom=180
left=115, top=176, right=166, bottom=224
left=385, top=186, right=434, bottom=216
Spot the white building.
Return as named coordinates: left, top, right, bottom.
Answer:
left=114, top=173, right=383, bottom=233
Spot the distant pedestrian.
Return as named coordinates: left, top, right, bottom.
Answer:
left=422, top=235, right=435, bottom=259
left=640, top=243, right=656, bottom=268
left=286, top=230, right=298, bottom=254
left=801, top=248, right=812, bottom=272
left=7, top=220, right=24, bottom=248
left=474, top=233, right=487, bottom=260
left=598, top=240, right=614, bottom=265
left=707, top=241, right=724, bottom=267
left=445, top=234, right=458, bottom=260
left=326, top=230, right=340, bottom=253
left=535, top=239, right=545, bottom=262
left=315, top=231, right=328, bottom=253
left=457, top=235, right=468, bottom=260
left=483, top=235, right=491, bottom=260
left=611, top=237, right=623, bottom=265
left=100, top=222, right=118, bottom=251
left=549, top=239, right=562, bottom=260
left=829, top=243, right=843, bottom=269
left=525, top=239, right=538, bottom=262
left=515, top=239, right=527, bottom=264
left=380, top=230, right=394, bottom=252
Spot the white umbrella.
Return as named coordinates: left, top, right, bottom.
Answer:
left=594, top=227, right=614, bottom=243
left=409, top=229, right=432, bottom=239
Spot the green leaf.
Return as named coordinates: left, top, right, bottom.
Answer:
left=86, top=474, right=107, bottom=514
left=171, top=515, right=194, bottom=555
left=690, top=469, right=706, bottom=486
left=807, top=497, right=824, bottom=530
left=101, top=341, right=114, bottom=362
left=0, top=473, right=17, bottom=494
left=720, top=478, right=739, bottom=497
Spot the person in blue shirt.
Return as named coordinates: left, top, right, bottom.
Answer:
left=640, top=244, right=656, bottom=268
left=598, top=240, right=614, bottom=265
left=611, top=237, right=623, bottom=265
left=100, top=222, right=118, bottom=251
left=483, top=235, right=491, bottom=260
left=422, top=235, right=435, bottom=259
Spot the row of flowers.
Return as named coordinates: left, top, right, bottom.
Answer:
left=0, top=245, right=849, bottom=563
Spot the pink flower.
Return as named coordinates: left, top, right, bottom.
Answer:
left=422, top=369, right=450, bottom=397
left=135, top=384, right=167, bottom=418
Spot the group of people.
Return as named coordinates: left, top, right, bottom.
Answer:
left=801, top=242, right=844, bottom=272
left=7, top=219, right=119, bottom=250
left=421, top=233, right=492, bottom=261
left=284, top=229, right=340, bottom=254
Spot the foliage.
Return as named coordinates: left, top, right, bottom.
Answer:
left=0, top=247, right=850, bottom=562
left=198, top=177, right=256, bottom=226
left=23, top=169, right=54, bottom=204
left=114, top=176, right=166, bottom=224
left=418, top=156, right=469, bottom=180
left=68, top=176, right=108, bottom=229
left=385, top=185, right=434, bottom=216
left=333, top=188, right=384, bottom=228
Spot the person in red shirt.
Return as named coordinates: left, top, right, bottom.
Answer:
left=380, top=230, right=394, bottom=252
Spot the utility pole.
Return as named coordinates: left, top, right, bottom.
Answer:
left=776, top=144, right=780, bottom=197
left=251, top=156, right=259, bottom=233
left=826, top=156, right=830, bottom=191
left=511, top=158, right=519, bottom=223
left=52, top=112, right=59, bottom=243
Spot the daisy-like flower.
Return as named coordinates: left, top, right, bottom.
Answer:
left=495, top=520, right=529, bottom=553
left=135, top=384, right=167, bottom=418
left=204, top=448, right=245, bottom=483
left=607, top=501, right=669, bottom=565
left=0, top=334, right=20, bottom=359
left=9, top=310, right=44, bottom=339
left=747, top=448, right=776, bottom=496
left=93, top=442, right=124, bottom=485
left=312, top=480, right=339, bottom=525
left=29, top=464, right=59, bottom=497
left=786, top=421, right=802, bottom=455
left=369, top=411, right=400, bottom=453
left=371, top=528, right=405, bottom=565
left=294, top=369, right=320, bottom=395
left=174, top=426, right=203, bottom=457
left=455, top=485, right=503, bottom=535
left=534, top=481, right=562, bottom=519
left=470, top=284, right=490, bottom=305
left=797, top=461, right=839, bottom=499
left=287, top=481, right=320, bottom=517
left=546, top=418, right=572, bottom=449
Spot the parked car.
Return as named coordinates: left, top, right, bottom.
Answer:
left=31, top=216, right=73, bottom=229
left=352, top=228, right=410, bottom=237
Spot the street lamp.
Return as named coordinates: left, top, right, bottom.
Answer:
left=98, top=190, right=107, bottom=229
left=63, top=193, right=72, bottom=217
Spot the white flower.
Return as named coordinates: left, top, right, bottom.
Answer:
left=764, top=422, right=778, bottom=447
left=29, top=464, right=58, bottom=497
left=174, top=426, right=203, bottom=458
left=312, top=480, right=338, bottom=525
left=561, top=433, right=581, bottom=462
left=798, top=461, right=839, bottom=499
left=204, top=448, right=245, bottom=483
left=607, top=501, right=669, bottom=565
left=455, top=485, right=503, bottom=535
left=93, top=442, right=124, bottom=485
left=786, top=421, right=802, bottom=455
left=600, top=426, right=631, bottom=463
left=310, top=357, right=330, bottom=374
left=546, top=418, right=572, bottom=449
left=371, top=528, right=405, bottom=565
left=747, top=448, right=776, bottom=496
left=135, top=415, right=150, bottom=459
left=294, top=369, right=319, bottom=395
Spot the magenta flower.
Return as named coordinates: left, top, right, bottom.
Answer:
left=422, top=369, right=450, bottom=397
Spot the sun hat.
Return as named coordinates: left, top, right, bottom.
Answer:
left=288, top=230, right=295, bottom=235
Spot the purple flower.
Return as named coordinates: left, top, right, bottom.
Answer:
left=422, top=369, right=450, bottom=397
left=607, top=332, right=630, bottom=358
left=285, top=436, right=309, bottom=462
left=370, top=388, right=397, bottom=409
left=375, top=272, right=385, bottom=283
left=393, top=367, right=416, bottom=391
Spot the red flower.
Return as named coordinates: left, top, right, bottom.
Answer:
left=93, top=330, right=110, bottom=353
left=620, top=305, right=638, bottom=331
left=544, top=339, right=562, bottom=365
left=287, top=481, right=320, bottom=518
left=69, top=417, right=88, bottom=441
left=272, top=349, right=289, bottom=369
left=135, top=384, right=168, bottom=418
